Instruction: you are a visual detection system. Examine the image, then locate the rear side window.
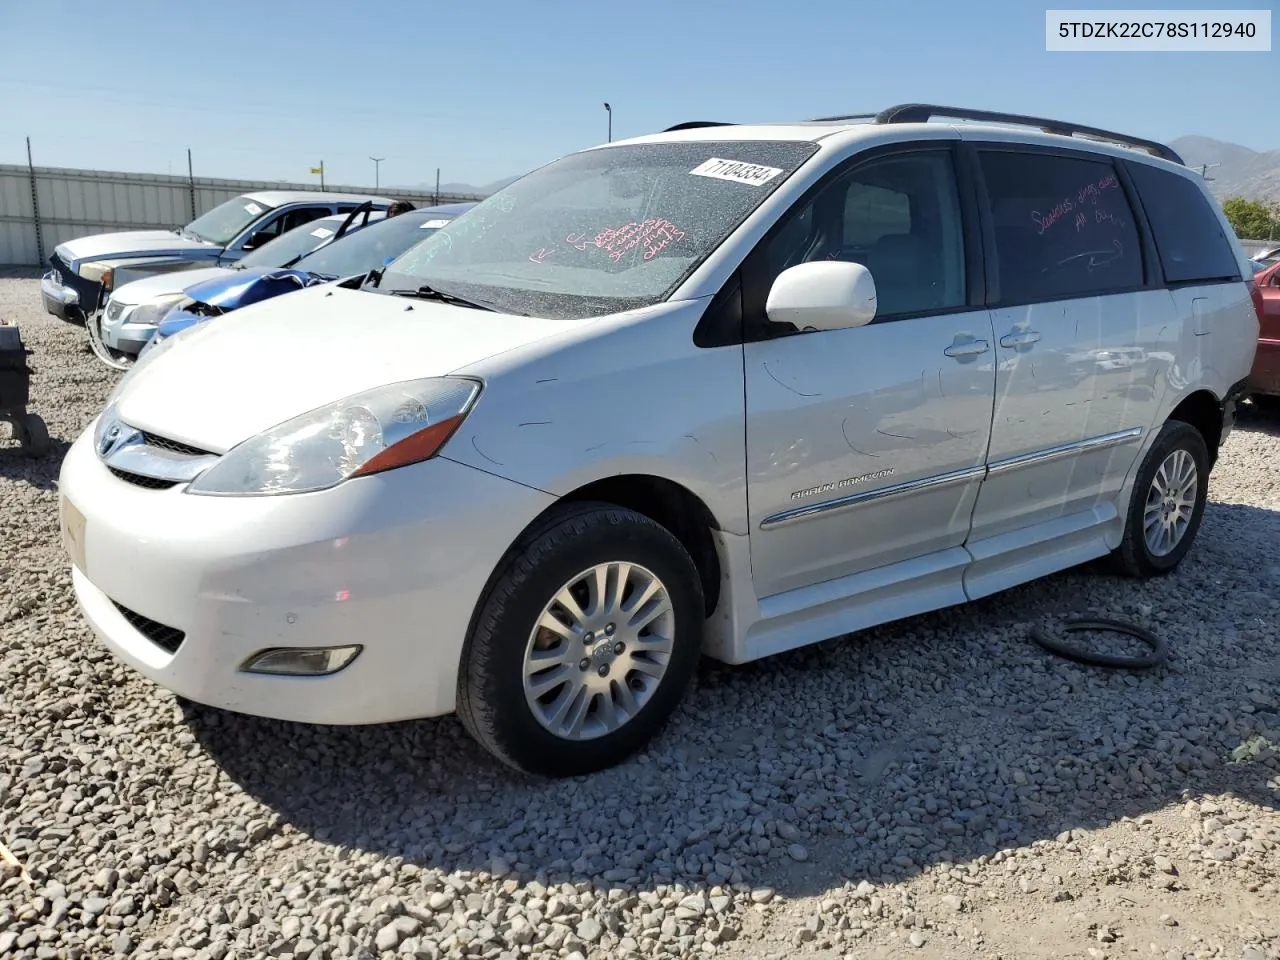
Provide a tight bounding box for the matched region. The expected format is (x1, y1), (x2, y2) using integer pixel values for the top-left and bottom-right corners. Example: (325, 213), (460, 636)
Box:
(979, 150), (1143, 305)
(1126, 163), (1241, 284)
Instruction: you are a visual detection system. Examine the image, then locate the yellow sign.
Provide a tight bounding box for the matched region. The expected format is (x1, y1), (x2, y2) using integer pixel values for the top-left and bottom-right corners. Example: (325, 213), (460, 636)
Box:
(310, 166), (323, 175)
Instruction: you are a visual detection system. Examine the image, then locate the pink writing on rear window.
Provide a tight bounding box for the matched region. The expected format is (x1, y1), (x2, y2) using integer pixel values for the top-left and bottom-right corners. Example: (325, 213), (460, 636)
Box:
(1032, 171), (1122, 235)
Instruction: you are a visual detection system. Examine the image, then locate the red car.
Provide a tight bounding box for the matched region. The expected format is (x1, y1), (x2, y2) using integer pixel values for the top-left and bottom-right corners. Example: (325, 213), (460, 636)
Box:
(1252, 260), (1280, 408)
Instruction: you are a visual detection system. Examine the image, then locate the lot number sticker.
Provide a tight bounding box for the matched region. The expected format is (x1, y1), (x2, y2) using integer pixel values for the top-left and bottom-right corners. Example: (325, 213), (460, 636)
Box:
(690, 157), (784, 186)
(310, 227), (334, 239)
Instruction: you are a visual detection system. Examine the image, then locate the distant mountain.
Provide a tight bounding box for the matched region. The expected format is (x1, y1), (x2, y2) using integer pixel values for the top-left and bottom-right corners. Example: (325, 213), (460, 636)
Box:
(1169, 136), (1280, 204)
(391, 174), (521, 197)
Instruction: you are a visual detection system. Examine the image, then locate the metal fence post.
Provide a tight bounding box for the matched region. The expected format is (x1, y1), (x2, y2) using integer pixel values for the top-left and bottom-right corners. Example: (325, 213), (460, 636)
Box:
(187, 148), (197, 221)
(26, 137), (44, 266)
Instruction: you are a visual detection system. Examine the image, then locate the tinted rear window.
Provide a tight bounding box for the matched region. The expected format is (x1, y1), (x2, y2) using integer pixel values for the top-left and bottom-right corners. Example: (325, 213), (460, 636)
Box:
(1126, 162), (1241, 284)
(979, 150), (1143, 305)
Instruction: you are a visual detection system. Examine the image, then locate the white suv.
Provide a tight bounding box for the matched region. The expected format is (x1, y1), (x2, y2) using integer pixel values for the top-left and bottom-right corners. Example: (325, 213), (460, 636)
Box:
(59, 104), (1261, 777)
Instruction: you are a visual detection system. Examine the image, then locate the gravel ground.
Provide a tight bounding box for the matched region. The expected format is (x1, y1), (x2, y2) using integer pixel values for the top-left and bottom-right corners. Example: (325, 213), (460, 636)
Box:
(1, 267), (1278, 960)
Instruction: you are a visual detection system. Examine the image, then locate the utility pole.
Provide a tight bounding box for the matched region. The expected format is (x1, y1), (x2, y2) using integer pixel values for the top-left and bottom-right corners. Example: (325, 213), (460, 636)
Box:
(370, 156), (385, 189)
(603, 102), (612, 142)
(435, 168), (440, 205)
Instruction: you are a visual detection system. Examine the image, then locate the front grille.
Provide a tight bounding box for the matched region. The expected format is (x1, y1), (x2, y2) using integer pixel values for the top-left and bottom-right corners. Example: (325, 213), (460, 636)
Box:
(108, 467), (179, 490)
(112, 602), (185, 654)
(139, 432), (213, 457)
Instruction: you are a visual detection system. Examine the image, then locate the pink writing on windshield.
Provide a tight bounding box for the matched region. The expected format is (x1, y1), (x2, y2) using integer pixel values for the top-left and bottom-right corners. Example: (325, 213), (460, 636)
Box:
(566, 218), (688, 262)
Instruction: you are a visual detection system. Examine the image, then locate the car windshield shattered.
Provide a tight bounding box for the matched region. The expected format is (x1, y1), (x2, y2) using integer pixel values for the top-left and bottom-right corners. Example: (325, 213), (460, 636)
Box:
(377, 141), (819, 319)
(184, 195), (277, 246)
(237, 218), (347, 270)
(300, 213), (453, 279)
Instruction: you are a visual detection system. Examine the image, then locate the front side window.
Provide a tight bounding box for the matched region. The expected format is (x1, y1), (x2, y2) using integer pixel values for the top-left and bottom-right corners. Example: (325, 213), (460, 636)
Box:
(756, 150), (967, 319)
(378, 141), (819, 320)
(184, 195), (278, 246)
(979, 150), (1143, 305)
(244, 206), (332, 249)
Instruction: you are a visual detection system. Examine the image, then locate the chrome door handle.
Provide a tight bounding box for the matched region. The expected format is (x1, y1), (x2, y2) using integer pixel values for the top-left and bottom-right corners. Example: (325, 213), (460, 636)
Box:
(944, 339), (990, 359)
(1000, 330), (1041, 349)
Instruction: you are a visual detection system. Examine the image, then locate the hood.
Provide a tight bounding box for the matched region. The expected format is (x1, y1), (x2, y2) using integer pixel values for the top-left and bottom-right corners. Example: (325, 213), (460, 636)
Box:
(115, 285), (584, 452)
(55, 230), (219, 265)
(183, 267), (324, 311)
(111, 267), (235, 306)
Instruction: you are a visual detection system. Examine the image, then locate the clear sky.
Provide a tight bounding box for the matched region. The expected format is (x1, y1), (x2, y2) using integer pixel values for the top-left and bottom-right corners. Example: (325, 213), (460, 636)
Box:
(1, 0), (1274, 190)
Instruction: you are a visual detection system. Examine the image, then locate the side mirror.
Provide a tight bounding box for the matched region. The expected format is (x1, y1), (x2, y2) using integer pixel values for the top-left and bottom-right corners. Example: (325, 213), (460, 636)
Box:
(242, 231), (271, 251)
(765, 260), (877, 332)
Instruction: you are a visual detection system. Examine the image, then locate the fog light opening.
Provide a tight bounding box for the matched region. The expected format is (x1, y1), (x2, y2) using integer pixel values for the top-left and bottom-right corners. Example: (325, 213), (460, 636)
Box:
(240, 645), (362, 677)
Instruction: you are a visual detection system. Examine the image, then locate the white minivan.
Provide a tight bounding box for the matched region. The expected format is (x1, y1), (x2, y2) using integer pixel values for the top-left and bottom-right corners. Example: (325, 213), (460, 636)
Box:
(59, 105), (1261, 777)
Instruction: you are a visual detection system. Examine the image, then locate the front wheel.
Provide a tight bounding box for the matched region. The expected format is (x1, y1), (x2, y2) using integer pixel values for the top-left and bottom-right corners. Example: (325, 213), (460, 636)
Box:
(1110, 420), (1209, 578)
(457, 502), (704, 777)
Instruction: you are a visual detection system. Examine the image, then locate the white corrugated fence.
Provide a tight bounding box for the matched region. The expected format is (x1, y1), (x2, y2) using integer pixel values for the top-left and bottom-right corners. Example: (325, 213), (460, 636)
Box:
(0, 163), (486, 266)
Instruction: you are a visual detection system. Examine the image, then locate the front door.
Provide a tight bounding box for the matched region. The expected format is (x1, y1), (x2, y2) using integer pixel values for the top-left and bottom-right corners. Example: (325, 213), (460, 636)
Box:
(742, 147), (997, 600)
(962, 146), (1173, 594)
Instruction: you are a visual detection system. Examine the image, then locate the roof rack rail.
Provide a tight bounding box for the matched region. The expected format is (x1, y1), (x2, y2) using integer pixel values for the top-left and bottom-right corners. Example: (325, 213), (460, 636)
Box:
(809, 112), (877, 122)
(872, 103), (1184, 165)
(664, 121), (735, 132)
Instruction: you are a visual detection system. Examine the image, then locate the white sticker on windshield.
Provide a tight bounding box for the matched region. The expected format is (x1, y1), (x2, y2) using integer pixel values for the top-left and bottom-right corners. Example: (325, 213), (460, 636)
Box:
(244, 202), (263, 215)
(310, 227), (334, 239)
(421, 219), (451, 229)
(689, 157), (784, 187)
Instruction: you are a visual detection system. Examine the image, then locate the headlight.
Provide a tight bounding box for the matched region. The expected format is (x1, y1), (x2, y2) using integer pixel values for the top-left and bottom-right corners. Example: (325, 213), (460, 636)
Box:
(186, 376), (482, 497)
(77, 263), (112, 283)
(129, 295), (185, 328)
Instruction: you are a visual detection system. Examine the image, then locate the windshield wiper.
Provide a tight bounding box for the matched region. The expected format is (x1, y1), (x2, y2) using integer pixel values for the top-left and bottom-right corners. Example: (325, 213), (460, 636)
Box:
(390, 284), (497, 312)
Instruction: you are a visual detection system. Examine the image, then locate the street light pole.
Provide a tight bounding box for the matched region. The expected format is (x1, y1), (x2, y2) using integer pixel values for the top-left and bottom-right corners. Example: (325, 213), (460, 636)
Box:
(603, 102), (612, 142)
(370, 156), (385, 189)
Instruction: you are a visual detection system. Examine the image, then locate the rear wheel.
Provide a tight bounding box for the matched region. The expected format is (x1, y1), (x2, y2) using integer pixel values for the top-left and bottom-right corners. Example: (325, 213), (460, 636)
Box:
(457, 502), (703, 777)
(1110, 420), (1209, 578)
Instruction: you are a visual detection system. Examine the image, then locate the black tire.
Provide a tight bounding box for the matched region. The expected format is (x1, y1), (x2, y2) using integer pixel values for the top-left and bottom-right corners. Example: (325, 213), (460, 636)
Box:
(1110, 419), (1209, 578)
(456, 501), (704, 778)
(21, 414), (50, 459)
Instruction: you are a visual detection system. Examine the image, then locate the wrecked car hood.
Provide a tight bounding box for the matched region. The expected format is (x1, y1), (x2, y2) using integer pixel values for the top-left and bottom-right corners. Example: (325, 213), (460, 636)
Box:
(55, 230), (220, 265)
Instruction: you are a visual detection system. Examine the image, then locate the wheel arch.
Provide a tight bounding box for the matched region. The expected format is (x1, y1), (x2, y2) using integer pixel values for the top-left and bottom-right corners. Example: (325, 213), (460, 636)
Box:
(1166, 387), (1224, 466)
(474, 473), (725, 622)
(554, 474), (723, 618)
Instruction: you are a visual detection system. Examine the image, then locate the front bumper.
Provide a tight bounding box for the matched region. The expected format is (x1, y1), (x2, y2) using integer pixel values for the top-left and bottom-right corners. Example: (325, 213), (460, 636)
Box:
(58, 429), (555, 724)
(100, 304), (159, 355)
(41, 272), (82, 322)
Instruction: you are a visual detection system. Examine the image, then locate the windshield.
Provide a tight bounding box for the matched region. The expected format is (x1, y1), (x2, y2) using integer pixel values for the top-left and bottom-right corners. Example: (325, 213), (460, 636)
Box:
(184, 195), (277, 245)
(300, 212), (454, 279)
(380, 140), (819, 319)
(238, 217), (347, 269)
